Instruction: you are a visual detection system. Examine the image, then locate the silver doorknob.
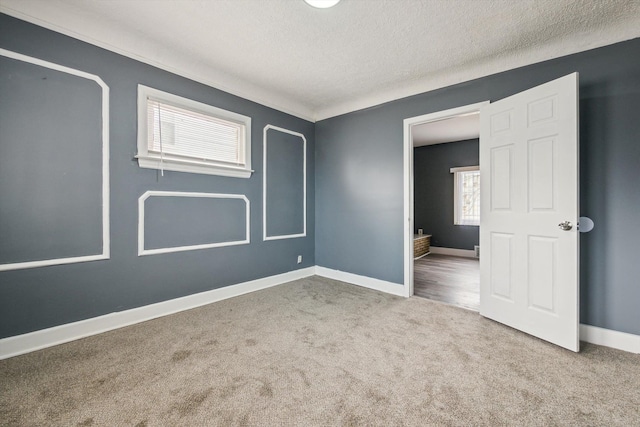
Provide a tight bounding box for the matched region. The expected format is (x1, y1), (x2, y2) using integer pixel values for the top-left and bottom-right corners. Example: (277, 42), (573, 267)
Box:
(558, 221), (573, 231)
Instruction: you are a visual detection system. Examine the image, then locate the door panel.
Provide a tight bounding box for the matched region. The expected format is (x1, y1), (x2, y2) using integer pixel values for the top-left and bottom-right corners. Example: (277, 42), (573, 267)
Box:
(490, 232), (514, 301)
(490, 146), (513, 210)
(480, 73), (579, 352)
(528, 235), (556, 313)
(528, 137), (555, 211)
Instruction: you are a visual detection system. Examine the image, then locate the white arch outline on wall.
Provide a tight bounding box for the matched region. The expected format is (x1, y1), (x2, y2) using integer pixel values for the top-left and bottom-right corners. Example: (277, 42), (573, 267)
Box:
(262, 124), (307, 241)
(0, 48), (110, 272)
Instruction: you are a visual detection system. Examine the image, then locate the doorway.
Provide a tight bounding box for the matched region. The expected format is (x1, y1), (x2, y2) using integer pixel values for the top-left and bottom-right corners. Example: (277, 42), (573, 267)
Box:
(402, 102), (488, 301)
(414, 253), (480, 310)
(403, 75), (580, 351)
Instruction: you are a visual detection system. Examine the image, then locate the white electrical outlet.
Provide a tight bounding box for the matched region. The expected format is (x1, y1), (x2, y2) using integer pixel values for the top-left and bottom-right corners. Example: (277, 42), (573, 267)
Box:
(474, 246), (480, 258)
(297, 255), (302, 264)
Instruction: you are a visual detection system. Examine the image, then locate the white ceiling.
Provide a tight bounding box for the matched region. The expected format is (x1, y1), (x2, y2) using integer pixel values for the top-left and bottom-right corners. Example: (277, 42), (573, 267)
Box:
(2, 0), (639, 122)
(412, 113), (479, 147)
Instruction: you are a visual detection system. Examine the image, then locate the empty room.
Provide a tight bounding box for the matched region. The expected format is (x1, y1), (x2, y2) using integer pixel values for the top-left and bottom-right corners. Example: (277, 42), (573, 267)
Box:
(1, 1), (639, 425)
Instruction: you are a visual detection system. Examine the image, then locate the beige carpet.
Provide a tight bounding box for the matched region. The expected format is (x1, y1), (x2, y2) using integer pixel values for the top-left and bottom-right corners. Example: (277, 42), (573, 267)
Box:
(1, 276), (639, 426)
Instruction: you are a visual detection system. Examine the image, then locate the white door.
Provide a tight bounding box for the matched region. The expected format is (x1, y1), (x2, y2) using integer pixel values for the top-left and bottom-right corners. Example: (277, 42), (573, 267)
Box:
(479, 73), (580, 352)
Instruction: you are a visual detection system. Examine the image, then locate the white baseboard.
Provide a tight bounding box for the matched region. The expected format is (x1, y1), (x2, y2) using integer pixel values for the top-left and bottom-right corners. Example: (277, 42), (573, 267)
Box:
(315, 266), (405, 297)
(413, 252), (430, 261)
(429, 246), (477, 258)
(580, 324), (640, 354)
(0, 267), (315, 360)
(2, 265), (637, 359)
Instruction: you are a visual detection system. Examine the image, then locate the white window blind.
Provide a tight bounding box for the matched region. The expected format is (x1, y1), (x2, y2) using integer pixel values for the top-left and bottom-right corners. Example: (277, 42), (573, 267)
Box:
(136, 85), (252, 178)
(147, 99), (245, 166)
(451, 166), (480, 226)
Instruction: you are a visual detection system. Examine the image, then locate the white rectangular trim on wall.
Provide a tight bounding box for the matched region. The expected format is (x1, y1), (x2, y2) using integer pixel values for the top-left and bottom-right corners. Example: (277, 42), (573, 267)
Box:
(263, 124), (307, 241)
(0, 48), (110, 272)
(138, 190), (250, 256)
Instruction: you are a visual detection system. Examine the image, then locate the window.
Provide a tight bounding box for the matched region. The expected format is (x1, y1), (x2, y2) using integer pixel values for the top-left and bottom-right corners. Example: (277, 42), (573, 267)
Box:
(136, 85), (252, 178)
(451, 166), (480, 226)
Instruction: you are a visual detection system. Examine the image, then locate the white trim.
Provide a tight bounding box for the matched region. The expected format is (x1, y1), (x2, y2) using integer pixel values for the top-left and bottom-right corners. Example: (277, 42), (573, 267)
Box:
(136, 84), (253, 178)
(1, 266), (636, 359)
(0, 48), (110, 272)
(0, 7), (316, 122)
(403, 102), (489, 297)
(138, 191), (250, 256)
(450, 166), (479, 173)
(580, 324), (640, 354)
(3, 4), (639, 123)
(429, 246), (477, 258)
(136, 156), (253, 178)
(263, 125), (307, 241)
(413, 252), (430, 261)
(309, 25), (640, 121)
(0, 267), (316, 360)
(315, 266), (405, 297)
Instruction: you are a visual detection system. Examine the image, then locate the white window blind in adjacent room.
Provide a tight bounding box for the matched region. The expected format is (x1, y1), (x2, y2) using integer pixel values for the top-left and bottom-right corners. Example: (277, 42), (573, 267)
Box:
(136, 85), (252, 178)
(451, 166), (480, 226)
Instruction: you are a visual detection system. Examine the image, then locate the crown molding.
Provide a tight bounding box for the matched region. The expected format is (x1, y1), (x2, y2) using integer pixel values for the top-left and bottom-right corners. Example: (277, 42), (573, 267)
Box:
(3, 5), (639, 123)
(0, 6), (316, 122)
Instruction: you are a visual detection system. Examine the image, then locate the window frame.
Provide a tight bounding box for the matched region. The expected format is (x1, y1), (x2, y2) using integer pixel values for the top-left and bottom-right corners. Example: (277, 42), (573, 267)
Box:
(451, 165), (480, 226)
(136, 85), (253, 178)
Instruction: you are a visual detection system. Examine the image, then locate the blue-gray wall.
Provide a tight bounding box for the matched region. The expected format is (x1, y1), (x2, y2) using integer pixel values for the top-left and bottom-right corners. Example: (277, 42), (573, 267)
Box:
(316, 38), (640, 335)
(414, 139), (479, 250)
(0, 14), (315, 339)
(1, 13), (639, 339)
(1, 55), (103, 263)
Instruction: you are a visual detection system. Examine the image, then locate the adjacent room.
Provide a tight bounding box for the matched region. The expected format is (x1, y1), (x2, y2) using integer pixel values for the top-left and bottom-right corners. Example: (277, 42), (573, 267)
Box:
(1, 1), (639, 425)
(412, 114), (480, 311)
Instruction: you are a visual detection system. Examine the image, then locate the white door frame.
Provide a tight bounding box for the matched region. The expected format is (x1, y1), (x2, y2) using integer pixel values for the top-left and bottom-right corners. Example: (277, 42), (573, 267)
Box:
(402, 101), (490, 298)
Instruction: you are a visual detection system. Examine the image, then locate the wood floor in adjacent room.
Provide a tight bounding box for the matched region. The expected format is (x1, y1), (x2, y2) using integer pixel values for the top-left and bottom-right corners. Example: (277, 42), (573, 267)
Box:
(414, 253), (480, 311)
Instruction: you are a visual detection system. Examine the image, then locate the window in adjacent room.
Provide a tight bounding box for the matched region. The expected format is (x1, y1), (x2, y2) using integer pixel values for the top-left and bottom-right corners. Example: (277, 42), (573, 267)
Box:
(136, 85), (252, 178)
(451, 166), (480, 226)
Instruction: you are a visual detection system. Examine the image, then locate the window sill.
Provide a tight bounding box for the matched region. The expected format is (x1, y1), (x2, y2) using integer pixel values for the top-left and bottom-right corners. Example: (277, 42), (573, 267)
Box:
(136, 155), (253, 178)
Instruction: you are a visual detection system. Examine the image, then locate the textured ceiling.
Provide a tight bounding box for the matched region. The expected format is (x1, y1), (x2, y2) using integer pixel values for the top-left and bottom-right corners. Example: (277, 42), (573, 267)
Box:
(2, 0), (640, 121)
(412, 114), (479, 147)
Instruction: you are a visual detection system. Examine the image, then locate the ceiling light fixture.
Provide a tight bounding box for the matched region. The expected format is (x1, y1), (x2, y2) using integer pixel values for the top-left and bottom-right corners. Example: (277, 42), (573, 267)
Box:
(304, 0), (341, 9)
